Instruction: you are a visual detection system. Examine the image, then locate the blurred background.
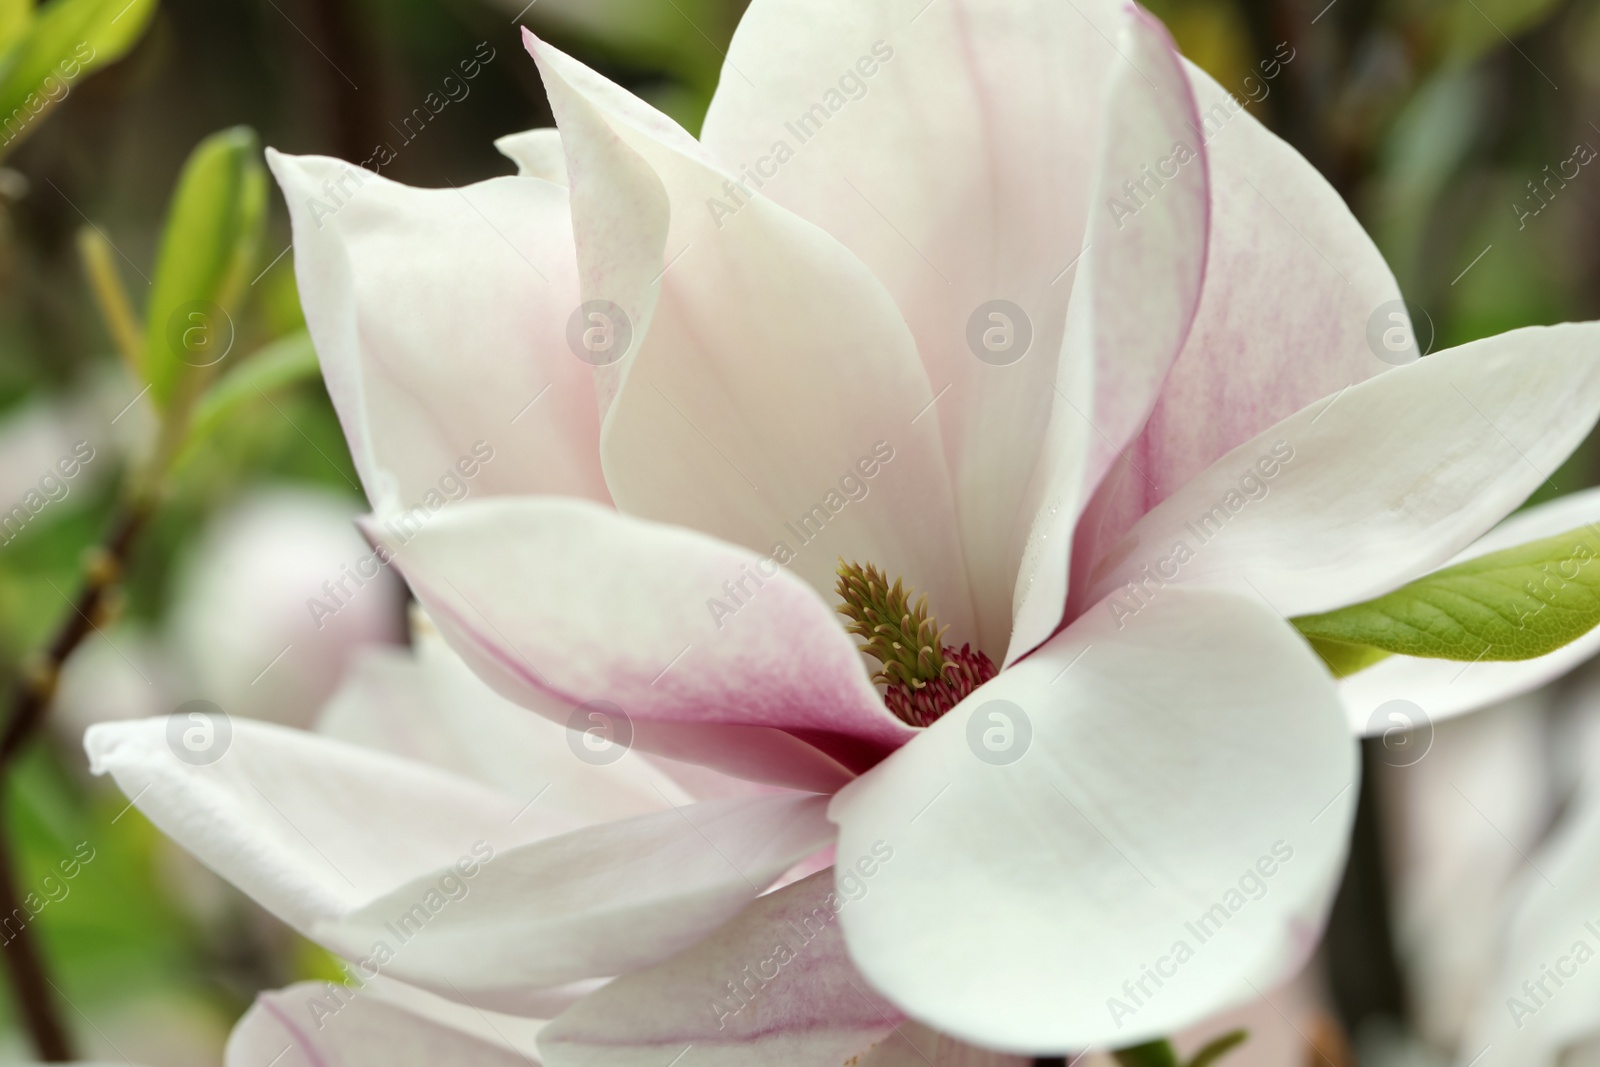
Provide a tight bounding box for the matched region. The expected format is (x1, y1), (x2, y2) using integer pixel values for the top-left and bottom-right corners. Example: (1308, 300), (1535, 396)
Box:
(0, 0), (1595, 1062)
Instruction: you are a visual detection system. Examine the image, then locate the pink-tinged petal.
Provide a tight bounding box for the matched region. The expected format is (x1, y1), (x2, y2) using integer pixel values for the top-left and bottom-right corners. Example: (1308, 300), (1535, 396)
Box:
(315, 628), (700, 827)
(266, 150), (607, 514)
(1342, 487), (1600, 733)
(1072, 60), (1405, 587)
(226, 978), (545, 1067)
(525, 32), (979, 652)
(855, 1025), (1031, 1067)
(538, 871), (899, 1066)
(830, 588), (1356, 1052)
(370, 495), (915, 790)
(539, 869), (1029, 1067)
(85, 716), (835, 1003)
(329, 794), (835, 1004)
(1007, 6), (1209, 665)
(699, 0), (1123, 659)
(1078, 324), (1600, 622)
(1071, 10), (1211, 506)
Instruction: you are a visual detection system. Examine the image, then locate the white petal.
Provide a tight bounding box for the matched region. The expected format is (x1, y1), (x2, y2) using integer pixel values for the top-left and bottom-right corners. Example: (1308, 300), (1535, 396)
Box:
(86, 717), (833, 1001)
(829, 587), (1356, 1052)
(540, 869), (1029, 1067)
(1079, 324), (1600, 621)
(316, 628), (698, 824)
(700, 0), (1127, 658)
(1342, 486), (1600, 732)
(371, 495), (913, 791)
(526, 32), (979, 651)
(330, 792), (835, 1003)
(86, 716), (551, 924)
(266, 150), (607, 513)
(496, 127), (568, 185)
(225, 978), (545, 1067)
(537, 870), (902, 1067)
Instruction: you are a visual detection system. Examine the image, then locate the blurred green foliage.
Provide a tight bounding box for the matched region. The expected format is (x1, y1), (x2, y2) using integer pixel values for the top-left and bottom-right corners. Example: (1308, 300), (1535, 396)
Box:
(0, 0), (1591, 1060)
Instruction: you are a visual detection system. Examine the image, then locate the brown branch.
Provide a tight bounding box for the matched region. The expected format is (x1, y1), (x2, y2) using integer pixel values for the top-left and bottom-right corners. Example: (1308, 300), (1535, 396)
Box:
(0, 496), (152, 1061)
(0, 501), (148, 767)
(0, 811), (72, 1061)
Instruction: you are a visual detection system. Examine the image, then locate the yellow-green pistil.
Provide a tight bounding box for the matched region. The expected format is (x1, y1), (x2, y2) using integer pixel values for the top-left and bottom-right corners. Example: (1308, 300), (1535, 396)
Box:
(834, 559), (997, 728)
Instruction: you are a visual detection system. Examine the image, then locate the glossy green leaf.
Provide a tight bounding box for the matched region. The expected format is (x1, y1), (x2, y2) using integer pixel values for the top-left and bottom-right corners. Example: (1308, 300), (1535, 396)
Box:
(141, 125), (267, 409)
(1293, 524), (1600, 669)
(1304, 635), (1393, 679)
(0, 0), (156, 158)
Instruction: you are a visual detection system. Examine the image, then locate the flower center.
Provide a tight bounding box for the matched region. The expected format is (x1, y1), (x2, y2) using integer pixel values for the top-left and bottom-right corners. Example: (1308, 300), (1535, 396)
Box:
(834, 559), (997, 728)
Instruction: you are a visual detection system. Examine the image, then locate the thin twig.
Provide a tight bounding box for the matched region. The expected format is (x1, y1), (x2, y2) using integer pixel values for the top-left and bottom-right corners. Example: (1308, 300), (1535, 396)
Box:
(0, 500), (150, 766)
(0, 496), (152, 1060)
(0, 809), (72, 1061)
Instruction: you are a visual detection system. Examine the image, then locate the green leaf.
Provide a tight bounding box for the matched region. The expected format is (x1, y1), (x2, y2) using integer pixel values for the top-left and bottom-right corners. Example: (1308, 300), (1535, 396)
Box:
(1292, 524), (1600, 669)
(1304, 635), (1393, 678)
(1186, 1029), (1249, 1067)
(0, 0), (157, 159)
(1114, 1040), (1179, 1067)
(141, 125), (267, 410)
(181, 329), (317, 450)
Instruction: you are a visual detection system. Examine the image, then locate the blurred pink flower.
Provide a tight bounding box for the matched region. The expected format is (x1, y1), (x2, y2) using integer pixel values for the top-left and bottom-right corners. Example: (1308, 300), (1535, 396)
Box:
(57, 487), (403, 737)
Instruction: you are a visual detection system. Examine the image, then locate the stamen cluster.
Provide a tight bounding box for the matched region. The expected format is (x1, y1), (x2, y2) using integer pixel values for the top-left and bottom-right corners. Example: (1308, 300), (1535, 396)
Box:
(835, 560), (998, 727)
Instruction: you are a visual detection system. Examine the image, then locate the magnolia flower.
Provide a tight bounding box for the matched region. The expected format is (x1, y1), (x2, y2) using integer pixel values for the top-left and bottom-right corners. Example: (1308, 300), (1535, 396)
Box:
(94, 619), (1319, 1067)
(92, 0), (1600, 1058)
